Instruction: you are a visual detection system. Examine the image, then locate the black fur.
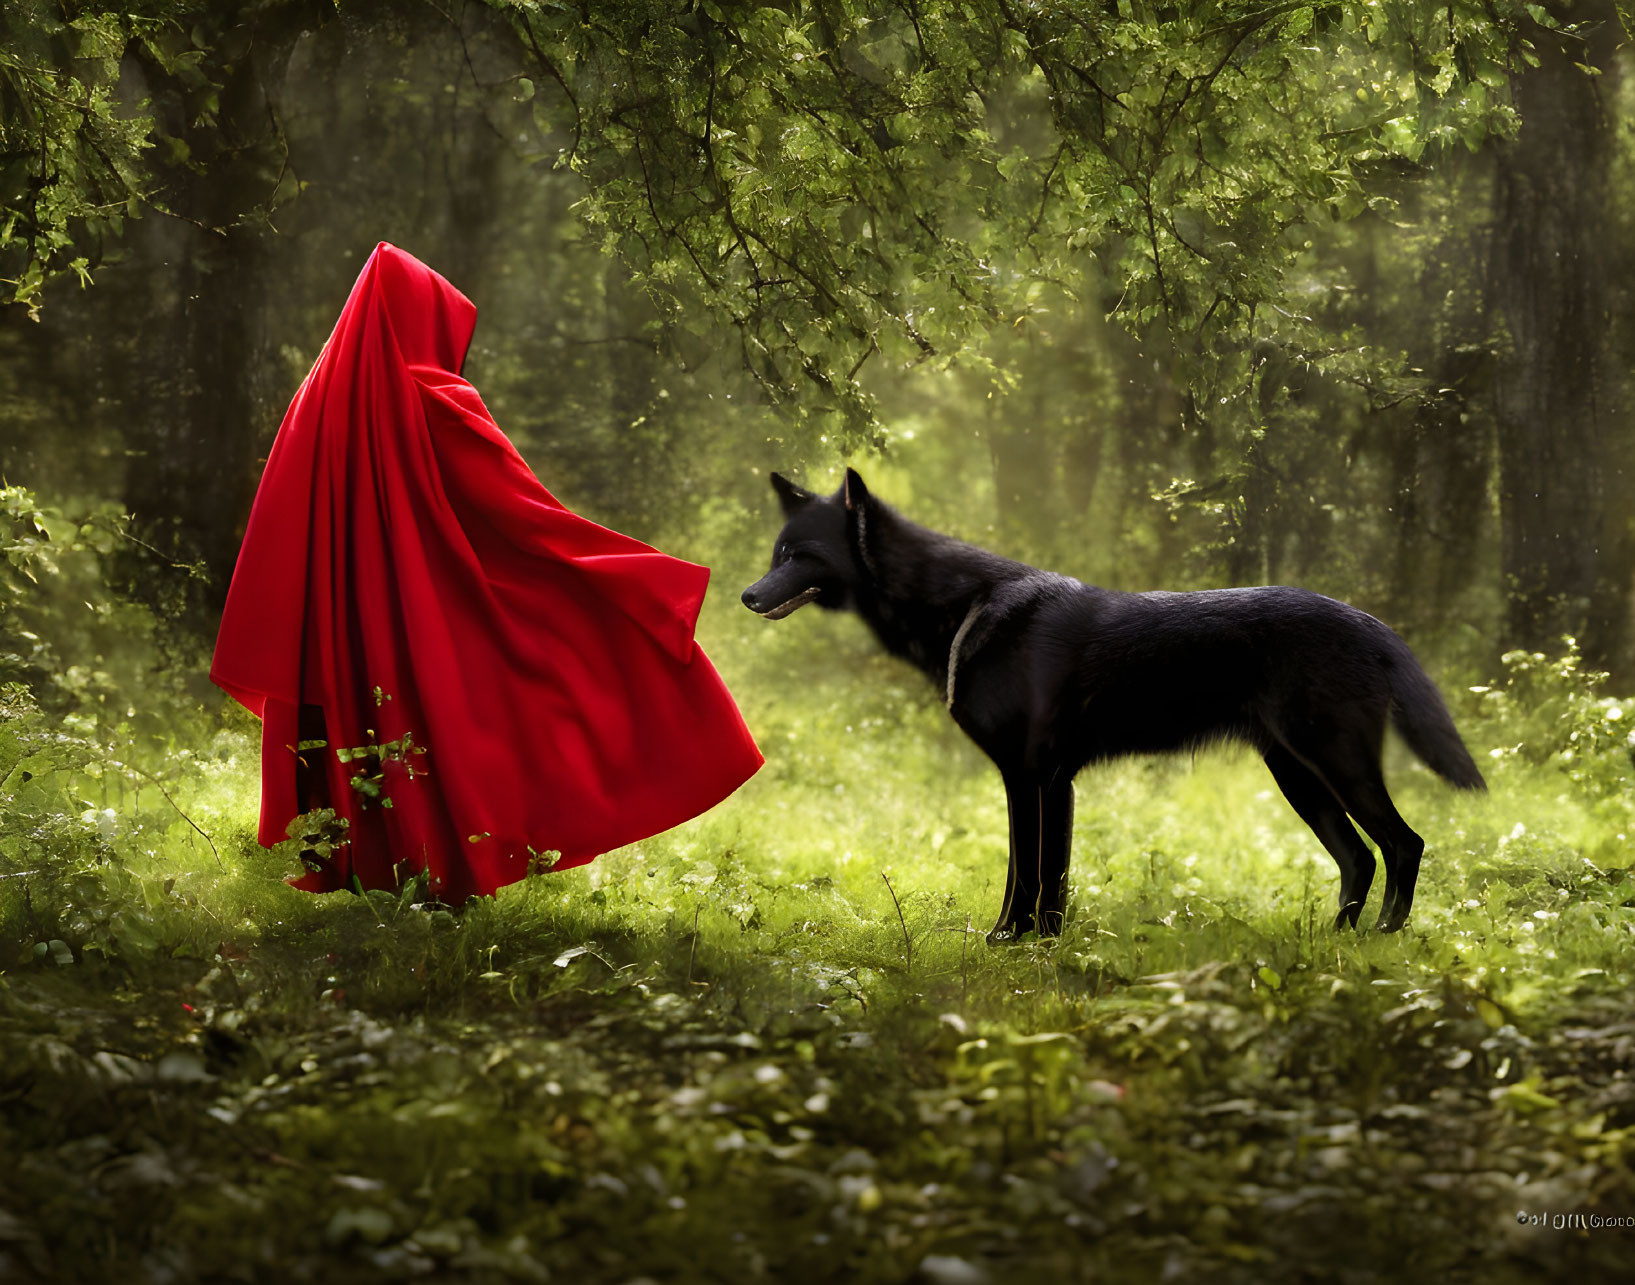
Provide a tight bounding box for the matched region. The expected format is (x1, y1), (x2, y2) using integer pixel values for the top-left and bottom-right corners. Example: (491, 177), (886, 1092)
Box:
(742, 469), (1485, 941)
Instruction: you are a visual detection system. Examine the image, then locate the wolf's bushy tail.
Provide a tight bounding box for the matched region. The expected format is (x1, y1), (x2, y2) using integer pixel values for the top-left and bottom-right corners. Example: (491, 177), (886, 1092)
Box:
(1387, 652), (1487, 791)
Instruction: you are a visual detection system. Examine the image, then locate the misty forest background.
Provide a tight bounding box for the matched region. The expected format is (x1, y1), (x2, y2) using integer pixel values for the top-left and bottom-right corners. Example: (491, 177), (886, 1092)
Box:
(3, 2), (1635, 1282)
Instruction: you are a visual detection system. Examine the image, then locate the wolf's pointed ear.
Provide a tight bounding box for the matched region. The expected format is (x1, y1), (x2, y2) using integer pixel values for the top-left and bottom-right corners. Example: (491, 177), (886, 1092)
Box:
(770, 472), (815, 516)
(843, 467), (870, 512)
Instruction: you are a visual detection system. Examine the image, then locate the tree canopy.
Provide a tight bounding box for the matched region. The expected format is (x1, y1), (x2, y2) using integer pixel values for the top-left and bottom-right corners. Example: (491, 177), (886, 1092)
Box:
(4, 0), (1634, 665)
(0, 1), (1547, 419)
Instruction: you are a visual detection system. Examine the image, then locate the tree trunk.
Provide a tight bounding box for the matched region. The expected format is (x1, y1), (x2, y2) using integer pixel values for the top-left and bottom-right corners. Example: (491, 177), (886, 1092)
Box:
(1489, 1), (1621, 657)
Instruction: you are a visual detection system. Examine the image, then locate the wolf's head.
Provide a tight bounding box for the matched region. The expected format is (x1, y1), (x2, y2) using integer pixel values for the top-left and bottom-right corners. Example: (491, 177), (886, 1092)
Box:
(741, 469), (873, 619)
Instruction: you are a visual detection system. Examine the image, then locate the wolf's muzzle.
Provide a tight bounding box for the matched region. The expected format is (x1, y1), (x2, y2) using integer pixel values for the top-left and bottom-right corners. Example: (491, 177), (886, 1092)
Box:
(741, 584), (820, 619)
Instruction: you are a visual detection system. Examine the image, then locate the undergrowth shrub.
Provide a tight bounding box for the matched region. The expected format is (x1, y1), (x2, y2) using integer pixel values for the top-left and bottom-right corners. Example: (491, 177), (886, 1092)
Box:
(1, 485), (224, 974)
(1471, 638), (1635, 798)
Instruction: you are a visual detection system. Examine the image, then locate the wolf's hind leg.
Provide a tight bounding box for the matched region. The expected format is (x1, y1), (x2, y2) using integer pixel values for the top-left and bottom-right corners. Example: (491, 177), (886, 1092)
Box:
(1284, 729), (1427, 932)
(1263, 744), (1375, 930)
(1322, 757), (1424, 933)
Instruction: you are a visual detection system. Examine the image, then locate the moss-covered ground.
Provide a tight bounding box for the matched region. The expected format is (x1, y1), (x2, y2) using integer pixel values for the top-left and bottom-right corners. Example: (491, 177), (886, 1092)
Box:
(3, 594), (1633, 1284)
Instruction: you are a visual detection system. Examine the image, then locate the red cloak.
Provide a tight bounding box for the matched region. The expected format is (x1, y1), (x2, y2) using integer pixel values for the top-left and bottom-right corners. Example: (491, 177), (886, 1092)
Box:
(211, 242), (762, 900)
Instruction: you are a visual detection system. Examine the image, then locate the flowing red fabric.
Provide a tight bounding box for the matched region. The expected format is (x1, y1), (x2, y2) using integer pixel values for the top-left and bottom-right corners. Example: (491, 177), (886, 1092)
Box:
(211, 242), (762, 900)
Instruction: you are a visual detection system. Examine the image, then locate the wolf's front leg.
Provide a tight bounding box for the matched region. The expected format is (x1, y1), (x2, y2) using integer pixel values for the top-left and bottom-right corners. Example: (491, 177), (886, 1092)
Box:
(987, 771), (1075, 943)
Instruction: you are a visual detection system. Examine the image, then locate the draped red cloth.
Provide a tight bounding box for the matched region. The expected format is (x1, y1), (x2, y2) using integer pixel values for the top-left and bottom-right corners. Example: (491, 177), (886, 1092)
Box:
(211, 242), (762, 900)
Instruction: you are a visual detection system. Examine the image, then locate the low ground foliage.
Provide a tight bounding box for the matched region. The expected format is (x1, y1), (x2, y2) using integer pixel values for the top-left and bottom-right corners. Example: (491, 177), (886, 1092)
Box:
(2, 500), (1633, 1282)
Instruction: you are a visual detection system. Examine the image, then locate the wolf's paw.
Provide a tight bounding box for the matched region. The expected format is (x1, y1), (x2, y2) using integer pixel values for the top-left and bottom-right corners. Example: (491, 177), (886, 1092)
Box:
(986, 919), (1061, 945)
(1332, 901), (1364, 932)
(1373, 892), (1410, 933)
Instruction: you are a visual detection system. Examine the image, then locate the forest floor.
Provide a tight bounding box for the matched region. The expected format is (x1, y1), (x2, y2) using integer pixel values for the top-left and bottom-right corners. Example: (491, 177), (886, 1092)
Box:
(3, 615), (1634, 1284)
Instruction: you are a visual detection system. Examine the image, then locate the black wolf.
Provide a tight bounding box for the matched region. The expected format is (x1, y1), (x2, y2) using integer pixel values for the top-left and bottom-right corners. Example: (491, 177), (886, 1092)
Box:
(742, 469), (1485, 942)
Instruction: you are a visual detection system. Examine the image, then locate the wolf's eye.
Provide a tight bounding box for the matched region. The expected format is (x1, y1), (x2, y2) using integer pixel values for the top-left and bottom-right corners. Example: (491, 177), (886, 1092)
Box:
(776, 542), (791, 561)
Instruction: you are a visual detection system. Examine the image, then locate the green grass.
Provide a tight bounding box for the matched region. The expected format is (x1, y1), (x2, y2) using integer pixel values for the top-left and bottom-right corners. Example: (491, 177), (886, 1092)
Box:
(3, 601), (1634, 1283)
